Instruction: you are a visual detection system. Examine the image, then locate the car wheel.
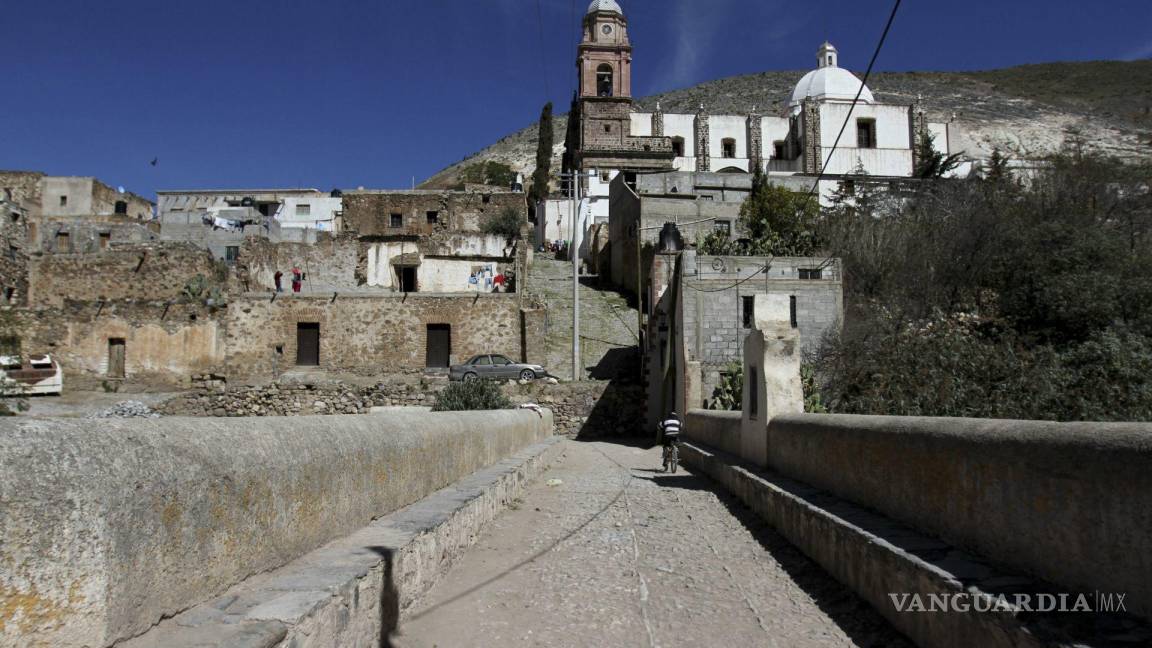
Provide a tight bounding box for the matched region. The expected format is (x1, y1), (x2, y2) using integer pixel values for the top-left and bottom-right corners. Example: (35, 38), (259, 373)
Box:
(519, 369), (535, 381)
(463, 372), (478, 382)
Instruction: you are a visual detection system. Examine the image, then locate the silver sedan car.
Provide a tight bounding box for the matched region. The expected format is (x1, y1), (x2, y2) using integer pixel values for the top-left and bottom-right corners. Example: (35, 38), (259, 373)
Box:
(449, 354), (546, 382)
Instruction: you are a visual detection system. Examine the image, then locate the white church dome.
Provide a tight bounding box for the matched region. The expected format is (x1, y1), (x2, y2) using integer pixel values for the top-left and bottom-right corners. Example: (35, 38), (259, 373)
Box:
(587, 0), (623, 14)
(789, 42), (874, 109)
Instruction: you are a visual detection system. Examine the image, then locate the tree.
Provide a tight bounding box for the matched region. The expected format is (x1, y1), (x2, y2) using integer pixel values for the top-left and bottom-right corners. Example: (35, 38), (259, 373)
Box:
(453, 161), (517, 190)
(528, 102), (554, 210)
(738, 166), (821, 256)
(913, 128), (963, 179)
(481, 206), (524, 242)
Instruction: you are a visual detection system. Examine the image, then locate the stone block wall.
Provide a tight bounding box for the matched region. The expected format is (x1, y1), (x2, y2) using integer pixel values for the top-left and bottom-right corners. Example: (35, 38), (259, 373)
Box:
(27, 243), (222, 307)
(342, 191), (525, 238)
(223, 293), (524, 379)
(681, 254), (842, 406)
(238, 235), (359, 291)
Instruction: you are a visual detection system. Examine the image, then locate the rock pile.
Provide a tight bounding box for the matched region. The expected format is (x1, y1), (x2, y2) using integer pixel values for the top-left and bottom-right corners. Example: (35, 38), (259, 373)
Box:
(88, 400), (161, 419)
(157, 376), (645, 437)
(158, 380), (443, 417)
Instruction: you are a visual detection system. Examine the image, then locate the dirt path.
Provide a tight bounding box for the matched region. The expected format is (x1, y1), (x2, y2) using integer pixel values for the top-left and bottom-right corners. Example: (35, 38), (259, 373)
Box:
(394, 440), (911, 648)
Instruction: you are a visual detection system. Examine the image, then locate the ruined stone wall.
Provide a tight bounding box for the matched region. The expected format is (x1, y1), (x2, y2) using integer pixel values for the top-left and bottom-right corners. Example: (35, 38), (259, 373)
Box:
(0, 171), (44, 211)
(342, 191), (526, 237)
(35, 219), (158, 254)
(238, 235), (358, 291)
(159, 377), (643, 436)
(27, 242), (221, 307)
(19, 300), (227, 384)
(223, 293), (524, 379)
(0, 201), (29, 307)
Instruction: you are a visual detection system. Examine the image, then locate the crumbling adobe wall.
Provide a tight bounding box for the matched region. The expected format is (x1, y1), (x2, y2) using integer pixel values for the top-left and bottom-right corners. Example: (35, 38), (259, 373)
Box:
(342, 191), (525, 237)
(27, 242), (222, 307)
(223, 293), (524, 379)
(19, 301), (227, 385)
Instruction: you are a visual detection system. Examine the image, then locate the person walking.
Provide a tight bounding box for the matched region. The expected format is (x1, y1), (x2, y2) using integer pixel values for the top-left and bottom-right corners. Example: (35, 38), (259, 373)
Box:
(274, 270), (283, 293)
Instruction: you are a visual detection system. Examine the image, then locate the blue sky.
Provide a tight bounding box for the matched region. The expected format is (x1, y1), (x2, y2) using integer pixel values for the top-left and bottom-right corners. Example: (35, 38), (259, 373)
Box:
(1, 0), (1149, 199)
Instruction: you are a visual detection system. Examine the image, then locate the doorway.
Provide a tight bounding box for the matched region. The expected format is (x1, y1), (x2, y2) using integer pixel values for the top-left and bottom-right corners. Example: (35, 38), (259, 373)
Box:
(426, 324), (451, 368)
(296, 322), (320, 366)
(399, 266), (417, 293)
(107, 338), (126, 378)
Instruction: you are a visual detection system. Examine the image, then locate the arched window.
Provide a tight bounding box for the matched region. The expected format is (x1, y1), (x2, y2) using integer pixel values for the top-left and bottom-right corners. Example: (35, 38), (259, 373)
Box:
(721, 138), (737, 159)
(596, 64), (614, 97)
(671, 137), (685, 157)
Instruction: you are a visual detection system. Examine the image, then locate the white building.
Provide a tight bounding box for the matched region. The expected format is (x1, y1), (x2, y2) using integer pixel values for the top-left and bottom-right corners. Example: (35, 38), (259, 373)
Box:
(546, 1), (959, 262)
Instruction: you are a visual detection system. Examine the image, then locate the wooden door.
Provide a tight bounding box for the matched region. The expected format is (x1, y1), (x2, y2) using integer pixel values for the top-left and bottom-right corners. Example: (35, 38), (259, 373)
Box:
(426, 324), (451, 368)
(296, 323), (320, 366)
(107, 338), (125, 378)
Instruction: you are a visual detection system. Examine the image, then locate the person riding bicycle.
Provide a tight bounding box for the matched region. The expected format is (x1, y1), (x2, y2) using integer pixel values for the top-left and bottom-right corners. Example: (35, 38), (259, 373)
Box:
(658, 411), (682, 472)
(659, 411), (681, 446)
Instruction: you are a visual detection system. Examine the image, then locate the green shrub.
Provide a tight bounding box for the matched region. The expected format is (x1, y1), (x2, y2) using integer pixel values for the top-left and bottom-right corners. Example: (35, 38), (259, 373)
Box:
(432, 379), (512, 412)
(708, 363), (742, 411)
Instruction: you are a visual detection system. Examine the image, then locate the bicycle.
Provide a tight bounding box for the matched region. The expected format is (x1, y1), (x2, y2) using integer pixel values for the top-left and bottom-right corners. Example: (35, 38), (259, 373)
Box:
(662, 436), (679, 473)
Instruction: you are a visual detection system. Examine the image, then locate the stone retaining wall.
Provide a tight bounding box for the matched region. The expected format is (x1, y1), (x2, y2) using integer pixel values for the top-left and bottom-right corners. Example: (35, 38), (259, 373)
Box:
(158, 378), (644, 437)
(0, 409), (553, 647)
(768, 414), (1152, 619)
(683, 410), (1152, 620)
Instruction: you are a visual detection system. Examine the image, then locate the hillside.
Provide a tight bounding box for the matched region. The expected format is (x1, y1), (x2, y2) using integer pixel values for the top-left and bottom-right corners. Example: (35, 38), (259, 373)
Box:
(420, 60), (1152, 189)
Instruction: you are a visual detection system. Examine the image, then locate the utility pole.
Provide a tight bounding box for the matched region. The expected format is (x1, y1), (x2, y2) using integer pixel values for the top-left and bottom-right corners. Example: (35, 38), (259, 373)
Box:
(558, 171), (586, 382)
(571, 172), (581, 382)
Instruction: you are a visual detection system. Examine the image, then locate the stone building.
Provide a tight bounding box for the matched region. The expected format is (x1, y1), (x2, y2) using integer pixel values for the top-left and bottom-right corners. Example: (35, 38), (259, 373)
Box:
(9, 181), (537, 385)
(642, 244), (842, 426)
(341, 189), (527, 294)
(0, 171), (156, 255)
(157, 189), (343, 262)
(547, 1), (957, 261)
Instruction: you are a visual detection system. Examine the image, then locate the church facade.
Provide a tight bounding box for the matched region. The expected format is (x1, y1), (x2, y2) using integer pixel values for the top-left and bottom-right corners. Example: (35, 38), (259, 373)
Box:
(542, 0), (955, 251)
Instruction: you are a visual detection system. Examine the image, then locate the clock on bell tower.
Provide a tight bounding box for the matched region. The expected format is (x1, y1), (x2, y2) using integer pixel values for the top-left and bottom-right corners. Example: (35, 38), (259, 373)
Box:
(577, 0), (631, 99)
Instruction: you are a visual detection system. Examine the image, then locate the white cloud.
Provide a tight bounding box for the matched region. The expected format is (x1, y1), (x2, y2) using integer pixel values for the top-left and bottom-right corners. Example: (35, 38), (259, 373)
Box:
(649, 0), (799, 93)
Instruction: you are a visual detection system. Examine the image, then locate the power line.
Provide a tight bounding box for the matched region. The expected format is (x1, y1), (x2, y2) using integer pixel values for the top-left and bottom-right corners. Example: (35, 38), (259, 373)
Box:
(683, 264), (771, 293)
(802, 0), (903, 206)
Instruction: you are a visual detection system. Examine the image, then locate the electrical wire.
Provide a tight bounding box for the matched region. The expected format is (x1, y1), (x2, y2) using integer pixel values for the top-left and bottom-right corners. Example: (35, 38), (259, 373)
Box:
(683, 264), (771, 293)
(802, 0), (903, 206)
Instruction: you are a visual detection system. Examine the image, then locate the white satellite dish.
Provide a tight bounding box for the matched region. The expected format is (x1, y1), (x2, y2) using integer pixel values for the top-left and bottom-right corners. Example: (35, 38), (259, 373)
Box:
(117, 186), (125, 194)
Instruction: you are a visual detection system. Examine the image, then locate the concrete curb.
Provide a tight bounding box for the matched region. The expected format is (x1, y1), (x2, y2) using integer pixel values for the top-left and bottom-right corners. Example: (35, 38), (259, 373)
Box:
(679, 440), (1150, 648)
(123, 437), (566, 648)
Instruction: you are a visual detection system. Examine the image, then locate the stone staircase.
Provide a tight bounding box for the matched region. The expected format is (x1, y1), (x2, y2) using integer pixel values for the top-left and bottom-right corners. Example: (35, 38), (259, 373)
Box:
(527, 257), (639, 381)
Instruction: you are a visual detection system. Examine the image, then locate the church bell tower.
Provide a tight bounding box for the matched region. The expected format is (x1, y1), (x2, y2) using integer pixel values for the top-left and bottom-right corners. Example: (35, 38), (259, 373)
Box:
(578, 0), (632, 99)
(562, 0), (673, 187)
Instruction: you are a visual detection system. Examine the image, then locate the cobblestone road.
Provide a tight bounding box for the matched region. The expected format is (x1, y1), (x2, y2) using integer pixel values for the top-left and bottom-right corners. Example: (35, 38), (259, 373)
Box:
(395, 440), (911, 647)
